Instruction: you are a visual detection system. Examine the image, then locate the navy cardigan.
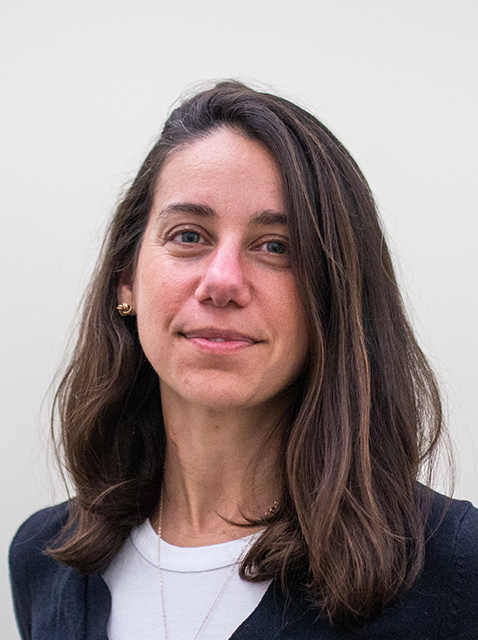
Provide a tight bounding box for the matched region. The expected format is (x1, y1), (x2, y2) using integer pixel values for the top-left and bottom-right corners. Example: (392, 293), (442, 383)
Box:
(9, 490), (478, 639)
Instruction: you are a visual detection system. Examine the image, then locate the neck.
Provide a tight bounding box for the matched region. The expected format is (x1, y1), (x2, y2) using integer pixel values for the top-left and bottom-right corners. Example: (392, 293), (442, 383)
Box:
(152, 386), (285, 547)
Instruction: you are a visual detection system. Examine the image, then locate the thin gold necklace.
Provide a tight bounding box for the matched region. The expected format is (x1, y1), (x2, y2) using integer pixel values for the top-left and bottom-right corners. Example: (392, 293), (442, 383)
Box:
(157, 498), (278, 640)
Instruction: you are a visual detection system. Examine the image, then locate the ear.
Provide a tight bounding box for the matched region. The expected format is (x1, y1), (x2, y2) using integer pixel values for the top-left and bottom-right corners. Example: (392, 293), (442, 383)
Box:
(117, 273), (134, 307)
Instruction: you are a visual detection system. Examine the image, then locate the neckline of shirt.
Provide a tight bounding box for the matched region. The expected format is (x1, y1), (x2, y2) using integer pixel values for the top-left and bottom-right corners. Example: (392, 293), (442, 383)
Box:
(130, 518), (263, 572)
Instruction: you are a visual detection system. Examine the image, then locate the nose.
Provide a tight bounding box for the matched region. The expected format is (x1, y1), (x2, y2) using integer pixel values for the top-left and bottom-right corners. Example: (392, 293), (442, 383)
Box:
(195, 243), (251, 308)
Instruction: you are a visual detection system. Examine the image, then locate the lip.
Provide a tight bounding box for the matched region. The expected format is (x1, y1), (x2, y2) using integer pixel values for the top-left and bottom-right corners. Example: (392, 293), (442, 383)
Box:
(180, 327), (261, 352)
(182, 327), (259, 342)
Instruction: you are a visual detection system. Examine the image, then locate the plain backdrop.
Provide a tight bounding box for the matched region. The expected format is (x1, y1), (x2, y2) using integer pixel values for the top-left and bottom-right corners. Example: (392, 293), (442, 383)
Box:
(1, 1), (477, 637)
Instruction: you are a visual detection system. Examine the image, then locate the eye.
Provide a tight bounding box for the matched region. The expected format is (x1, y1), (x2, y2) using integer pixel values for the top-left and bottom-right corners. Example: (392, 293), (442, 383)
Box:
(178, 230), (201, 243)
(254, 238), (290, 266)
(166, 228), (207, 245)
(265, 240), (287, 254)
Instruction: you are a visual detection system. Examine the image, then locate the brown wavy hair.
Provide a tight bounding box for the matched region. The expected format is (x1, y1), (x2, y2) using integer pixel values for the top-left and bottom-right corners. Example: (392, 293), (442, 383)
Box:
(49, 81), (445, 625)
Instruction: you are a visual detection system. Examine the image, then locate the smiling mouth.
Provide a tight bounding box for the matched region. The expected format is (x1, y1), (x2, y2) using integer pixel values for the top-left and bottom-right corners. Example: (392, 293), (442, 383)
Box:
(182, 328), (259, 344)
(180, 328), (262, 353)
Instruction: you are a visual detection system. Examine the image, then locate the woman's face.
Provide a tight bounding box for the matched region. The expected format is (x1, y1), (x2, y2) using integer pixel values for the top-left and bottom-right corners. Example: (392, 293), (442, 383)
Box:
(119, 127), (309, 412)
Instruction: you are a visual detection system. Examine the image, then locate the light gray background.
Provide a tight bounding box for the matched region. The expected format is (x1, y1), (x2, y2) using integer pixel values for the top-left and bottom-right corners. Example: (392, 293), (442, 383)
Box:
(2, 1), (477, 637)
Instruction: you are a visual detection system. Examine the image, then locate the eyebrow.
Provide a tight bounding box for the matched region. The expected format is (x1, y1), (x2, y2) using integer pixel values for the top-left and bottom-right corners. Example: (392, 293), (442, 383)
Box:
(249, 210), (288, 227)
(156, 202), (287, 227)
(156, 202), (216, 221)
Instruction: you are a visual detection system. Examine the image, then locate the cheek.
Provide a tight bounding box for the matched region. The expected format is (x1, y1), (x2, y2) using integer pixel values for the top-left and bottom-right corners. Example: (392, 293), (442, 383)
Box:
(287, 314), (309, 368)
(133, 256), (191, 314)
(269, 279), (309, 360)
(133, 267), (176, 353)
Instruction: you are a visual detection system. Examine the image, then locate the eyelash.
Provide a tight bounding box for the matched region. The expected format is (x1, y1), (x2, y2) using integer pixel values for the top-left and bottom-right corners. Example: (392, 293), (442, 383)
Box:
(172, 229), (204, 244)
(165, 227), (289, 256)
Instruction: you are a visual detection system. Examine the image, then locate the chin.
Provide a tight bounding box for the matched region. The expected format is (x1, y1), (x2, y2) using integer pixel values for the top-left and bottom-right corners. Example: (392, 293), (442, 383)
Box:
(160, 372), (279, 414)
(182, 387), (265, 412)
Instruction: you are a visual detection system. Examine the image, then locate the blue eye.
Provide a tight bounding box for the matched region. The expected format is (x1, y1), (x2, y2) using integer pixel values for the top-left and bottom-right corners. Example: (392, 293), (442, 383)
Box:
(266, 241), (287, 254)
(180, 231), (201, 243)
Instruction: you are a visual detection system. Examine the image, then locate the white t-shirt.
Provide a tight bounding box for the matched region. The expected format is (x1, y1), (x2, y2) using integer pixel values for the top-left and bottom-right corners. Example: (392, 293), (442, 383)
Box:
(102, 519), (271, 639)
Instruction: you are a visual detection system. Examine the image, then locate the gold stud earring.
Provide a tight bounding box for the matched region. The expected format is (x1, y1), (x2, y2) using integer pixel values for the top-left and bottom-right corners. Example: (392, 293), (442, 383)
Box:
(116, 303), (135, 316)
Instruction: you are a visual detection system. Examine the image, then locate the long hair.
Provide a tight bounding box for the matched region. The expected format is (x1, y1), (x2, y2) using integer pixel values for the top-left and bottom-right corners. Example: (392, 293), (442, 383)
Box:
(48, 81), (445, 625)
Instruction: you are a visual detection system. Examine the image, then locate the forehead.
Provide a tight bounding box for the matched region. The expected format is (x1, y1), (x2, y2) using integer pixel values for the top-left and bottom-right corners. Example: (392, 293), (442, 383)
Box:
(153, 127), (284, 213)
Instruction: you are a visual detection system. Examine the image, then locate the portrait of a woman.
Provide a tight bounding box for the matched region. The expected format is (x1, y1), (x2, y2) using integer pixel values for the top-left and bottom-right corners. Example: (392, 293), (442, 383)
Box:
(9, 81), (478, 639)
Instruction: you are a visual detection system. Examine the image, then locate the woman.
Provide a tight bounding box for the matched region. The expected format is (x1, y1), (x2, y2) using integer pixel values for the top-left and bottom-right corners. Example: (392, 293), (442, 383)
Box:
(10, 81), (478, 639)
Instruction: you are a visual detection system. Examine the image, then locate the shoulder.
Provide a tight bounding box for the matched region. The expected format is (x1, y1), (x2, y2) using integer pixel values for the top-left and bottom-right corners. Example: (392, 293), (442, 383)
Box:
(423, 487), (478, 565)
(9, 501), (71, 575)
(10, 501), (71, 547)
(267, 489), (478, 639)
(415, 488), (478, 637)
(9, 502), (111, 640)
(9, 502), (76, 639)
